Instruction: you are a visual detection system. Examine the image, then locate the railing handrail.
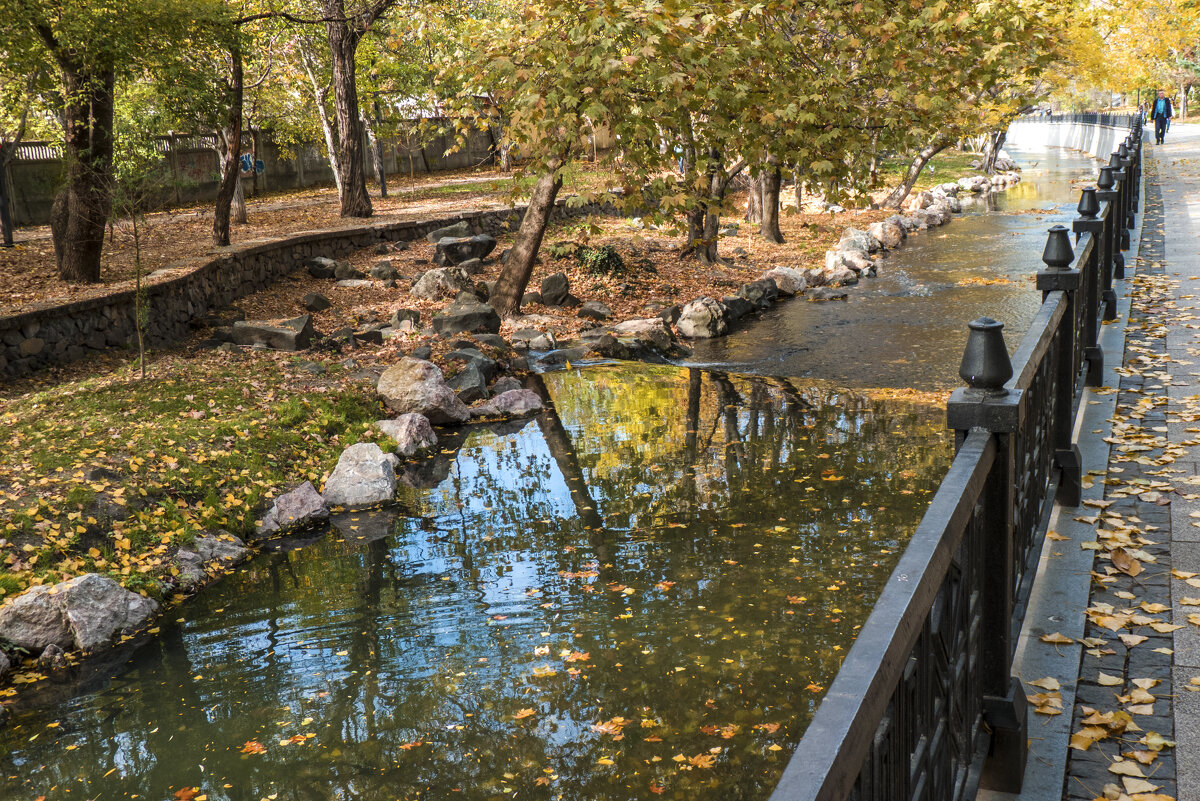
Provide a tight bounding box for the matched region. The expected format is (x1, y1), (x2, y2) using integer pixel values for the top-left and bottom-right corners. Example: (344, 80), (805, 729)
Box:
(770, 115), (1142, 801)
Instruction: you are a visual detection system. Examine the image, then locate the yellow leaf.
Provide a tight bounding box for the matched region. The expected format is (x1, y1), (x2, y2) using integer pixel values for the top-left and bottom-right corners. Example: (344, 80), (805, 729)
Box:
(1040, 632), (1074, 645)
(1098, 673), (1124, 686)
(1028, 677), (1061, 691)
(1108, 760), (1146, 777)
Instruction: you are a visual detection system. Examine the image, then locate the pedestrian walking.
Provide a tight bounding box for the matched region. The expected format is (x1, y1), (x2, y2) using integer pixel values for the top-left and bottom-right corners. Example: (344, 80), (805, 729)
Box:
(1150, 89), (1174, 145)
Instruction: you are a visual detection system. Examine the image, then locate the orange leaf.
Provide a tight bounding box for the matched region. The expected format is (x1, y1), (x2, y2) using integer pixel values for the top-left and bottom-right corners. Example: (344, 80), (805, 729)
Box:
(239, 740), (266, 754)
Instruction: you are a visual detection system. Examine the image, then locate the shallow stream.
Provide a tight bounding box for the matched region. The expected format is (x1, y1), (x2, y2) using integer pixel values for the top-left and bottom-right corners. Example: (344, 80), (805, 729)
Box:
(0, 142), (1103, 801)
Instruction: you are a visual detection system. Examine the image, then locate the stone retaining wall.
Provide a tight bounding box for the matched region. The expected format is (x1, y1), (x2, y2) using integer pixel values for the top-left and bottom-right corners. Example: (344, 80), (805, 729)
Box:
(0, 198), (610, 379)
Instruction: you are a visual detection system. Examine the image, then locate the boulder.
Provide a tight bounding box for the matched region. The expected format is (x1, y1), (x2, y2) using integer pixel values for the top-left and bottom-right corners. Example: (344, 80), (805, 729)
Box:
(336, 279), (373, 289)
(376, 414), (438, 457)
(898, 215), (927, 232)
(334, 261), (365, 281)
(736, 278), (779, 309)
(0, 584), (71, 651)
(432, 297), (502, 337)
(370, 262), (399, 281)
(303, 293), (332, 312)
(471, 389), (544, 419)
(307, 257), (337, 279)
(425, 220), (472, 243)
(838, 227), (882, 253)
(390, 308), (420, 329)
(173, 550), (207, 590)
(655, 304), (682, 325)
(377, 357), (470, 424)
(827, 268), (859, 287)
(721, 295), (756, 322)
(905, 191), (935, 211)
(540, 273), (571, 306)
(194, 530), (248, 565)
(446, 348), (498, 381)
(434, 235), (498, 266)
(809, 286), (849, 301)
(257, 482), (328, 538)
(676, 297), (729, 339)
(804, 267), (827, 287)
(231, 315), (314, 351)
(936, 182), (961, 196)
(610, 318), (675, 352)
(458, 258), (485, 275)
(322, 443), (398, 509)
(578, 301), (614, 321)
(529, 333), (557, 351)
(447, 362), (489, 403)
(941, 195), (962, 213)
(492, 376), (523, 395)
(410, 267), (473, 300)
(840, 250), (874, 274)
(57, 574), (158, 652)
(867, 221), (904, 249)
(761, 267), (806, 296)
(38, 643), (67, 671)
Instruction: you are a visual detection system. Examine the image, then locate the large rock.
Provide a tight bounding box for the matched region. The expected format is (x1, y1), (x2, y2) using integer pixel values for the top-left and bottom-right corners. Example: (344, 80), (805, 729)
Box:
(231, 315), (314, 351)
(257, 482), (328, 538)
(173, 550), (207, 590)
(0, 574), (159, 653)
(540, 273), (571, 306)
(377, 357), (470, 424)
(434, 235), (498, 266)
(432, 297), (502, 336)
(376, 414), (438, 457)
(610, 318), (675, 352)
(677, 297), (729, 339)
(936, 182), (961, 196)
(334, 261), (365, 280)
(445, 348), (498, 381)
(838, 227), (881, 254)
(721, 295), (755, 322)
(0, 649), (10, 682)
(578, 300), (614, 321)
(303, 293), (332, 312)
(905, 191), (936, 210)
(736, 278), (778, 309)
(322, 443), (398, 509)
(410, 267), (473, 300)
(193, 530), (249, 564)
(761, 267), (806, 296)
(307, 256), (337, 279)
(867, 221), (904, 249)
(827, 268), (859, 287)
(471, 389), (544, 419)
(447, 362), (489, 403)
(390, 309), (421, 329)
(425, 220), (472, 243)
(0, 584), (71, 651)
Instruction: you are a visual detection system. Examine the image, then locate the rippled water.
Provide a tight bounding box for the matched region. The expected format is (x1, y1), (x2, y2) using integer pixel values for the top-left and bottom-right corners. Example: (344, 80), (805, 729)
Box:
(0, 365), (950, 801)
(686, 145), (1106, 389)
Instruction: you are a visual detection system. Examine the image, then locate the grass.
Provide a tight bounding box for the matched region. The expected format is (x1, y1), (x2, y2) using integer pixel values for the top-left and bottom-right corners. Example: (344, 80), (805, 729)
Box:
(0, 352), (388, 601)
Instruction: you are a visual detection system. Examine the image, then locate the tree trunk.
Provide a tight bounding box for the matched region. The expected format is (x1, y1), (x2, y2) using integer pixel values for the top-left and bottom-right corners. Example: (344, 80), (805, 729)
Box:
(0, 147), (14, 247)
(58, 67), (115, 283)
(233, 175), (247, 224)
(299, 48), (342, 195)
(212, 43), (244, 247)
(745, 174), (762, 223)
(881, 138), (949, 209)
(370, 100), (387, 197)
(980, 130), (1006, 175)
(760, 158), (784, 244)
(324, 6), (372, 217)
(490, 162), (564, 317)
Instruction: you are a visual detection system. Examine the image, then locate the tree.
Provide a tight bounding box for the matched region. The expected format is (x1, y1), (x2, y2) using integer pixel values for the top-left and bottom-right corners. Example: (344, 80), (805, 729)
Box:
(1, 0), (221, 282)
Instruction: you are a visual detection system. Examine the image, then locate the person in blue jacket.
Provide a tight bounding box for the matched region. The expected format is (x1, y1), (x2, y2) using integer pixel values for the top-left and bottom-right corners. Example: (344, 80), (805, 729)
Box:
(1150, 89), (1174, 145)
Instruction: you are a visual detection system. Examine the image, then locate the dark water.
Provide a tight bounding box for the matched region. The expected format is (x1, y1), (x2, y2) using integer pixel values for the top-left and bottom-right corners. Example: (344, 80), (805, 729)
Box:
(686, 145), (1105, 389)
(0, 365), (950, 801)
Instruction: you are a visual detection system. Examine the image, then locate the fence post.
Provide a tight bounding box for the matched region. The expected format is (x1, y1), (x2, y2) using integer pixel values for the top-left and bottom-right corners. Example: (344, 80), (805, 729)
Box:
(1038, 225), (1084, 506)
(1096, 166), (1123, 279)
(946, 319), (1027, 793)
(1109, 152), (1132, 253)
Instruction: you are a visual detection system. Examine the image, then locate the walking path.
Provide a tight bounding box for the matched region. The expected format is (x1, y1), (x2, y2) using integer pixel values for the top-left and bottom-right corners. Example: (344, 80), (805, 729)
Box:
(981, 123), (1200, 801)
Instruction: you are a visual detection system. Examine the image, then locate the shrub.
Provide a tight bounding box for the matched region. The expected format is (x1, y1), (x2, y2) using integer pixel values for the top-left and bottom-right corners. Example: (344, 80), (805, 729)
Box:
(577, 245), (624, 276)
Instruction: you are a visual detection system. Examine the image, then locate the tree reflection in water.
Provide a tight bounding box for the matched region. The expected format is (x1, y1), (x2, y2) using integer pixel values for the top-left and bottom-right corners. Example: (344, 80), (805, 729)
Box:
(1, 364), (950, 801)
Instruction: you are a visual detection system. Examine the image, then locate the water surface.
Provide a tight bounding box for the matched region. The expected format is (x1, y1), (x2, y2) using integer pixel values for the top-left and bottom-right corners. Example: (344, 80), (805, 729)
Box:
(0, 365), (949, 801)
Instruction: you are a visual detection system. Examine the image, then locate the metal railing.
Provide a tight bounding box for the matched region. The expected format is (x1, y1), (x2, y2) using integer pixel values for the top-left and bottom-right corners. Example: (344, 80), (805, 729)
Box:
(769, 117), (1142, 801)
(1024, 112), (1141, 128)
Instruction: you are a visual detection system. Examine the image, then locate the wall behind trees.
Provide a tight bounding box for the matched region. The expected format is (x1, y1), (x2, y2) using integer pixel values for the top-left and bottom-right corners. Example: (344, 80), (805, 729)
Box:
(4, 123), (497, 227)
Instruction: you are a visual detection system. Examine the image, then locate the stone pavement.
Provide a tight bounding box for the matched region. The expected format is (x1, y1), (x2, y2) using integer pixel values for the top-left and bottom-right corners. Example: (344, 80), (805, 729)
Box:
(980, 123), (1200, 801)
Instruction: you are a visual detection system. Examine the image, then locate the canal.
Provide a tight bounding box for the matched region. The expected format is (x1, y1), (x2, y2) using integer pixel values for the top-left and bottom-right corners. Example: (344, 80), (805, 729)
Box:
(0, 142), (1102, 801)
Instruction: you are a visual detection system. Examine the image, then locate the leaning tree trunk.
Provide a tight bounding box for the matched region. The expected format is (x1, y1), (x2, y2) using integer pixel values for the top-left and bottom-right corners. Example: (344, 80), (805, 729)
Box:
(881, 138), (949, 210)
(980, 130), (1006, 175)
(490, 161), (565, 317)
(324, 11), (372, 217)
(366, 100), (387, 198)
(0, 146), (15, 248)
(760, 157), (784, 244)
(58, 67), (115, 283)
(212, 43), (244, 247)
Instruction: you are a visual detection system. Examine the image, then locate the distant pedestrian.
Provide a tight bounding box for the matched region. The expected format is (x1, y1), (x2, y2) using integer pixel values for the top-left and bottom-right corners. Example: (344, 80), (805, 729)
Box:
(1150, 89), (1174, 144)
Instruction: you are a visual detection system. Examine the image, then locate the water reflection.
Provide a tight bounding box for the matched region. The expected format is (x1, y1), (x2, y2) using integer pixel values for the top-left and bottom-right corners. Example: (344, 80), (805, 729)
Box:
(0, 364), (950, 801)
(686, 144), (1106, 389)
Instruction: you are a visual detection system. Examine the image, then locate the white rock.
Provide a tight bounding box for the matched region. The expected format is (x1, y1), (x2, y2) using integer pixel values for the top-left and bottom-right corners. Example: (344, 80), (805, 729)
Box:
(676, 297), (729, 339)
(867, 221), (904, 249)
(322, 443), (397, 509)
(760, 267), (807, 296)
(610, 318), (675, 352)
(471, 389), (545, 419)
(376, 414), (438, 457)
(377, 358), (470, 425)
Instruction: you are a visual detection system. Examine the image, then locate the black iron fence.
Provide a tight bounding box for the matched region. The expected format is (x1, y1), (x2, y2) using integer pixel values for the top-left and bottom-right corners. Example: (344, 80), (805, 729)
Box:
(769, 116), (1143, 801)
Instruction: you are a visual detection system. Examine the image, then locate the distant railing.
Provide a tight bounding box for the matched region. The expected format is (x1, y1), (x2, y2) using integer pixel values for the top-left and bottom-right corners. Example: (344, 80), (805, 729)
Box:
(769, 118), (1142, 801)
(1024, 112), (1140, 128)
